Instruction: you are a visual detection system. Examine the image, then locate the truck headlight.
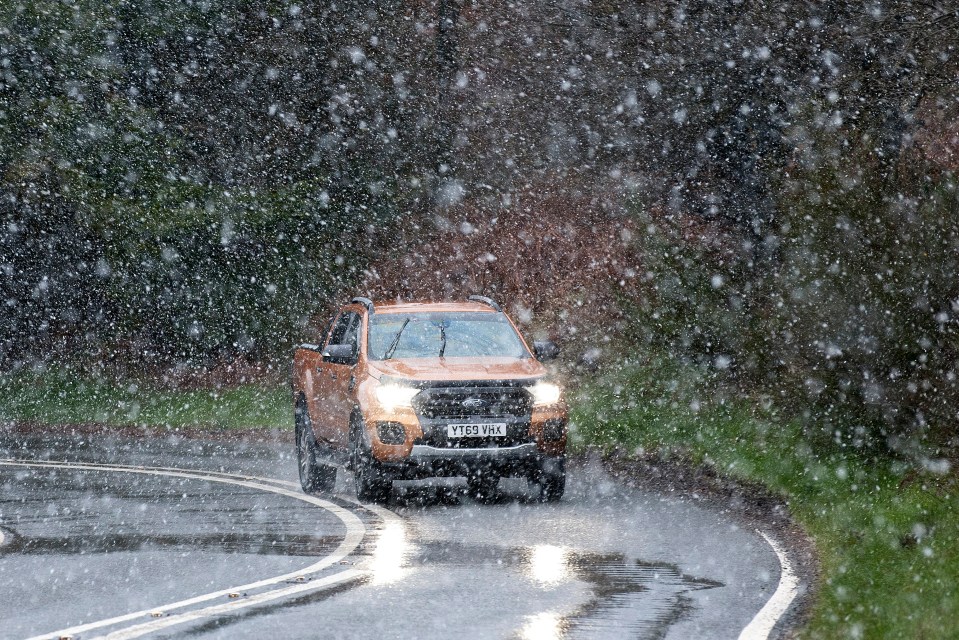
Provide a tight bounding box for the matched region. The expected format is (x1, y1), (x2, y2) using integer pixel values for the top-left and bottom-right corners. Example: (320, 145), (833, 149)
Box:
(375, 384), (419, 412)
(530, 381), (561, 406)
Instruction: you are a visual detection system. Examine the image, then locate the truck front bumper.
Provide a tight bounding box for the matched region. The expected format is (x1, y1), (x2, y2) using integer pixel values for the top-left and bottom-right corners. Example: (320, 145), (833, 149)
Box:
(377, 443), (544, 479)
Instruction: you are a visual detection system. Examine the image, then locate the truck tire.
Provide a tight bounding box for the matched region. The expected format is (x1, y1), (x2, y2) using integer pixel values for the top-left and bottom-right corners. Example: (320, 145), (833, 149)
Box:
(295, 398), (337, 493)
(528, 455), (566, 503)
(350, 411), (392, 504)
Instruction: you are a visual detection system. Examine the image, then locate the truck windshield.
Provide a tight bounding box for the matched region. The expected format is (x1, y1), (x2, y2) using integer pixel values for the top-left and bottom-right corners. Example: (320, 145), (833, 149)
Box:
(367, 312), (529, 360)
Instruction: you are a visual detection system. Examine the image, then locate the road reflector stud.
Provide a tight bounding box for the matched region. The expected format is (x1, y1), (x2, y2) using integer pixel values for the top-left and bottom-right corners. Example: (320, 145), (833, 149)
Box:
(228, 592), (241, 599)
(150, 611), (165, 618)
(295, 576), (307, 583)
(59, 636), (73, 640)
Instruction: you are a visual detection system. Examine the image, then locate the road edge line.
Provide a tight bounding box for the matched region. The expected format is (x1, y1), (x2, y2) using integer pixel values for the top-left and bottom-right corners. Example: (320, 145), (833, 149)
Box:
(737, 529), (801, 640)
(94, 570), (366, 640)
(2, 460), (365, 640)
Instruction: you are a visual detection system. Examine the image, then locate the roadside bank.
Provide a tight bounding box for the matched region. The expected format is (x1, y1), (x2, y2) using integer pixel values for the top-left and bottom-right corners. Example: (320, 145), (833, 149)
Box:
(571, 364), (959, 639)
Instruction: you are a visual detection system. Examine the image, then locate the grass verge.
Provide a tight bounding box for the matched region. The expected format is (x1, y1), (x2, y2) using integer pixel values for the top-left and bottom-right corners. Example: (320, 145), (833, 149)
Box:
(570, 359), (958, 639)
(0, 369), (291, 431)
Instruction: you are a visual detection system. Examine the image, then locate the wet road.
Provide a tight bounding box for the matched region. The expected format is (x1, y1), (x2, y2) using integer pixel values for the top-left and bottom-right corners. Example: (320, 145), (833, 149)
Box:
(0, 435), (801, 639)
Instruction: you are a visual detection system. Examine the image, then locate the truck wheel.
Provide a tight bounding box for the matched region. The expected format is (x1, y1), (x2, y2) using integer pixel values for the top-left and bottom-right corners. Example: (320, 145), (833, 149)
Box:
(295, 399), (337, 494)
(466, 471), (499, 501)
(528, 456), (566, 503)
(350, 412), (392, 504)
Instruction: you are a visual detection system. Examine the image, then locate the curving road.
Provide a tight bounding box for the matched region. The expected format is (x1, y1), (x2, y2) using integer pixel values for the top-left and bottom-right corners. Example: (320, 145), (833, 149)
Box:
(0, 434), (804, 639)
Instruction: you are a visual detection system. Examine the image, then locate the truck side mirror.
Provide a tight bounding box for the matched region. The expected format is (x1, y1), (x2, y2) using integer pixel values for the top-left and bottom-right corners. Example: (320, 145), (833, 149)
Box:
(533, 340), (560, 361)
(322, 344), (356, 365)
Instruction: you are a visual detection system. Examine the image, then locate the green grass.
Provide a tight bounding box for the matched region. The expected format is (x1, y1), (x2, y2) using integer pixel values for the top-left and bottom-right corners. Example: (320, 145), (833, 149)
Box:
(570, 360), (959, 639)
(0, 370), (291, 431)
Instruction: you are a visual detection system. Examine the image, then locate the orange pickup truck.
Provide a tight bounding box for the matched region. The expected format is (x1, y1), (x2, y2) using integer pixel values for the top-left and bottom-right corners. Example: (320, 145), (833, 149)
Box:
(292, 296), (567, 503)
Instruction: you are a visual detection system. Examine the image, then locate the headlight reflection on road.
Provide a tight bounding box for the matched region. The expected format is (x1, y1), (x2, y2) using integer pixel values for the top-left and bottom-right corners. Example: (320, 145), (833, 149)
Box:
(520, 611), (563, 640)
(528, 544), (570, 586)
(370, 520), (412, 586)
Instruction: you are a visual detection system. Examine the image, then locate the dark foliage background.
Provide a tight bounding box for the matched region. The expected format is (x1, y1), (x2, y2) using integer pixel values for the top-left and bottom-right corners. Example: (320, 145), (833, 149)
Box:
(2, 0), (958, 455)
(1, 0), (427, 367)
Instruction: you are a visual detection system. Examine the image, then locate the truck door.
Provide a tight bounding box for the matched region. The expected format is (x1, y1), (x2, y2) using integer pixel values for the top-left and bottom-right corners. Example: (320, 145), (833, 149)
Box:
(314, 310), (359, 446)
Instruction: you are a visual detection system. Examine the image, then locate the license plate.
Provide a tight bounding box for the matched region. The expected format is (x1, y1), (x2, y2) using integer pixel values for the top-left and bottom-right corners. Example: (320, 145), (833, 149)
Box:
(447, 423), (507, 438)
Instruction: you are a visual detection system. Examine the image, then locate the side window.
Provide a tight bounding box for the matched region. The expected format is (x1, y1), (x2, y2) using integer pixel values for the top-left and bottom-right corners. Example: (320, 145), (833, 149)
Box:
(318, 315), (335, 346)
(327, 312), (353, 347)
(343, 313), (361, 354)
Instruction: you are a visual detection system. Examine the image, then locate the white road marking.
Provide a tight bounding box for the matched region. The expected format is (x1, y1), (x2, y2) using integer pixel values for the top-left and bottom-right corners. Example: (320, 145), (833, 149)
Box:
(737, 530), (801, 640)
(156, 465), (798, 636)
(21, 459), (406, 530)
(0, 527), (6, 548)
(0, 459), (370, 640)
(93, 569), (366, 640)
(6, 457), (796, 638)
(108, 463), (413, 586)
(170, 466), (405, 528)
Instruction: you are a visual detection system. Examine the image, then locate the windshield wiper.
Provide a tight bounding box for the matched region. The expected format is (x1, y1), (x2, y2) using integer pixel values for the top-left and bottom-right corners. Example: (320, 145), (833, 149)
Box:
(438, 324), (447, 358)
(384, 318), (410, 360)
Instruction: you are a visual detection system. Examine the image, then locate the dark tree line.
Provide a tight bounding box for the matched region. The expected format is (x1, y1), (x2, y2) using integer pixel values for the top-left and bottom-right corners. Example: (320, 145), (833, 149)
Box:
(1, 1), (439, 367)
(2, 0), (959, 454)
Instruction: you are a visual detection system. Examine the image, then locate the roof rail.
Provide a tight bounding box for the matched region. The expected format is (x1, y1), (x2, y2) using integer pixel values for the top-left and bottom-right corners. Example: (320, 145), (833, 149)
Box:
(351, 296), (375, 314)
(468, 295), (502, 312)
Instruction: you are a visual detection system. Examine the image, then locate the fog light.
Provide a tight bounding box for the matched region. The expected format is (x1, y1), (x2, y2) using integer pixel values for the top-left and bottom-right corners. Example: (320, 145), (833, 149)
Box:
(377, 421), (406, 445)
(542, 419), (566, 441)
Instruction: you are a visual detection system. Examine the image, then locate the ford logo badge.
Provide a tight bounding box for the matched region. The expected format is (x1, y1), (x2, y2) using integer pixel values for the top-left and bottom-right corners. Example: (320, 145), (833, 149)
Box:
(462, 397), (485, 409)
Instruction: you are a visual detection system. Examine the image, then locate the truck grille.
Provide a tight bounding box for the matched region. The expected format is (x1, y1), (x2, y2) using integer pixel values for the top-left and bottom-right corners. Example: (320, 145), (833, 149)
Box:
(412, 384), (534, 449)
(413, 385), (532, 419)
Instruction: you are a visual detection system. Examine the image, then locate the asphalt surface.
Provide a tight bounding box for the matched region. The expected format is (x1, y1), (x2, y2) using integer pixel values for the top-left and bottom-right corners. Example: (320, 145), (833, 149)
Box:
(0, 434), (800, 639)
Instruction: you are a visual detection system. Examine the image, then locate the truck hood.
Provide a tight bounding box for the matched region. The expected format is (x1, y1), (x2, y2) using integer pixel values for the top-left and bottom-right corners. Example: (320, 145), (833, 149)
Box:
(366, 357), (546, 382)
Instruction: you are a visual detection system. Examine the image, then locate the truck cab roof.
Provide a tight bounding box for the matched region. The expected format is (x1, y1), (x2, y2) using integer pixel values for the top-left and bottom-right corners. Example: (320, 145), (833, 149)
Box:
(354, 301), (500, 315)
